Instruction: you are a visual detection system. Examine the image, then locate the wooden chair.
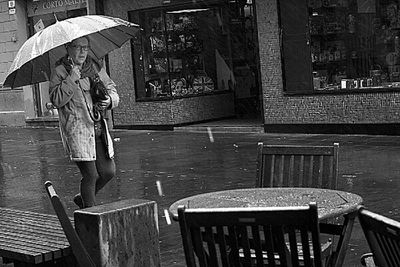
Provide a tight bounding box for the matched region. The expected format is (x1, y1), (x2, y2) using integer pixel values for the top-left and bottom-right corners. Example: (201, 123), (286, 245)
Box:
(178, 202), (324, 267)
(255, 142), (340, 266)
(358, 205), (400, 267)
(255, 142), (339, 189)
(44, 181), (96, 267)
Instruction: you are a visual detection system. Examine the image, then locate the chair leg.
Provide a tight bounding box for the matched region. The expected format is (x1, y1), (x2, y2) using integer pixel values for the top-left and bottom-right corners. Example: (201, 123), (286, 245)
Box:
(329, 212), (357, 267)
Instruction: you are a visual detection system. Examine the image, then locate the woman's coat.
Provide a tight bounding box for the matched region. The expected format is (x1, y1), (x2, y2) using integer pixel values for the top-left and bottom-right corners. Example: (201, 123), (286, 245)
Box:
(49, 60), (119, 161)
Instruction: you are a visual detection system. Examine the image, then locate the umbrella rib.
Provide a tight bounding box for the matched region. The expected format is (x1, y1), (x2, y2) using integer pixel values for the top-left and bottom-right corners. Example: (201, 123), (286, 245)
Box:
(99, 30), (122, 47)
(113, 25), (138, 38)
(91, 31), (123, 58)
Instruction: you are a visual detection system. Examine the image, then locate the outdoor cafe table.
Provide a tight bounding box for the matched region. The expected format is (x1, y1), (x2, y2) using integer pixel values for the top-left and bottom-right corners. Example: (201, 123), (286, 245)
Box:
(169, 187), (363, 267)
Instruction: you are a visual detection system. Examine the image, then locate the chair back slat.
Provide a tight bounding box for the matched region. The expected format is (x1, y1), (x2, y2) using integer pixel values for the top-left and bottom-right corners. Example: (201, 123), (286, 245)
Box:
(256, 143), (339, 190)
(251, 225), (264, 267)
(287, 229), (299, 266)
(263, 225), (277, 266)
(178, 204), (323, 267)
(358, 206), (400, 267)
(227, 226), (241, 267)
(193, 228), (207, 267)
(239, 225), (252, 265)
(205, 227), (218, 266)
(216, 226), (230, 265)
(300, 229), (312, 267)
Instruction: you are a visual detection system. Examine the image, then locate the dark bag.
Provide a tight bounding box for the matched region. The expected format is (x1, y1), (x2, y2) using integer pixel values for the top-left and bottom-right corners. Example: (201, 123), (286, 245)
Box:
(91, 74), (109, 103)
(90, 74), (109, 121)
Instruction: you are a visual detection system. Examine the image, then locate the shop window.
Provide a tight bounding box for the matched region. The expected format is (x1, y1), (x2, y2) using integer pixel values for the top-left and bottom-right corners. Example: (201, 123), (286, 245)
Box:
(280, 0), (400, 94)
(129, 6), (233, 100)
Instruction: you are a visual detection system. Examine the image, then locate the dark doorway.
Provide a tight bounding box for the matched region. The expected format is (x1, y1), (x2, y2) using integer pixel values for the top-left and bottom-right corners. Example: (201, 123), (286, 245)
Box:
(228, 0), (262, 121)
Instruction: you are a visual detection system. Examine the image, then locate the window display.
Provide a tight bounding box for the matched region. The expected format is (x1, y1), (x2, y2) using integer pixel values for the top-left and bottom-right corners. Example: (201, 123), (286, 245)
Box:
(309, 0), (400, 91)
(130, 7), (231, 100)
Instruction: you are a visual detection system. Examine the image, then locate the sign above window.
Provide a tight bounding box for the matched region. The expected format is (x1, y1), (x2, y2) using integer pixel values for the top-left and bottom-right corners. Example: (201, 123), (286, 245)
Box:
(27, 0), (87, 17)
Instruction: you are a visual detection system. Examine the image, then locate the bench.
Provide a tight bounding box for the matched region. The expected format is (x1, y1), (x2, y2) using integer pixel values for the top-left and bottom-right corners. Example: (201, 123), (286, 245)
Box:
(0, 207), (74, 266)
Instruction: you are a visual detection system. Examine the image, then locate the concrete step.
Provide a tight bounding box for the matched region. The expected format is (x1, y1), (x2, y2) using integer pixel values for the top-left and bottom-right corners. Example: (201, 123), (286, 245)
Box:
(174, 125), (264, 133)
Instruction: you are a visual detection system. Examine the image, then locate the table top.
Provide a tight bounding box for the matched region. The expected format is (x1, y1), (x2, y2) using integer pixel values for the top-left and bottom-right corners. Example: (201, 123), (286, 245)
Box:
(169, 187), (363, 220)
(0, 207), (71, 264)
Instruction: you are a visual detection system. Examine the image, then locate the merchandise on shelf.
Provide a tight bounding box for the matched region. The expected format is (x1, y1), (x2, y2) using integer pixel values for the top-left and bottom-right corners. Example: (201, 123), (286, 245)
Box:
(139, 8), (223, 98)
(193, 75), (214, 92)
(145, 79), (162, 97)
(150, 35), (165, 53)
(171, 78), (187, 96)
(153, 58), (168, 73)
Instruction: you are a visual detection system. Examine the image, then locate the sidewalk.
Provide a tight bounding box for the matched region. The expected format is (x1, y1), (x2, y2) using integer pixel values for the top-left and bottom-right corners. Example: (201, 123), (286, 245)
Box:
(1, 126), (400, 266)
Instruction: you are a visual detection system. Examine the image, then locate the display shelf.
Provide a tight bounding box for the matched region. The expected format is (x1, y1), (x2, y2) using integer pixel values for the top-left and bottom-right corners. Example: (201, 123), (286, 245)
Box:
(138, 10), (217, 99)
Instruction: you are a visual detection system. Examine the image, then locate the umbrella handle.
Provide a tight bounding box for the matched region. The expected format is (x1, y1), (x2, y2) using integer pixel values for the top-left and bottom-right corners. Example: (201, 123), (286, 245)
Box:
(92, 108), (102, 122)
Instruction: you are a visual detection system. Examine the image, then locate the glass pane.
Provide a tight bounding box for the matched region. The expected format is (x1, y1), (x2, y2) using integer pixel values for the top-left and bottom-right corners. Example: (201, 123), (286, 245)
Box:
(139, 10), (170, 98)
(309, 0), (400, 91)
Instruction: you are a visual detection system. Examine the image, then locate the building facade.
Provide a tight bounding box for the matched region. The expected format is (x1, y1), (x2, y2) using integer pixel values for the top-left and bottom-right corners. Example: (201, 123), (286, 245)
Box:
(0, 0), (27, 126)
(2, 0), (400, 134)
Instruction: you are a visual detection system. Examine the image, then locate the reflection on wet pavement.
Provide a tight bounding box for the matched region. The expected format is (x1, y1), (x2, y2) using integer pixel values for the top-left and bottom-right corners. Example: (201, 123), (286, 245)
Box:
(1, 127), (400, 266)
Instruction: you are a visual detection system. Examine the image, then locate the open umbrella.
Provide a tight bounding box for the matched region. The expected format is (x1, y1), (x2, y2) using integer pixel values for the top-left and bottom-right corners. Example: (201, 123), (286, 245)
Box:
(4, 15), (140, 88)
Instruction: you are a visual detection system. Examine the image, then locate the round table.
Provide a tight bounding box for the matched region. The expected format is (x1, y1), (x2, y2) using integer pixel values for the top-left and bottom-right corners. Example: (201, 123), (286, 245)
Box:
(169, 187), (363, 220)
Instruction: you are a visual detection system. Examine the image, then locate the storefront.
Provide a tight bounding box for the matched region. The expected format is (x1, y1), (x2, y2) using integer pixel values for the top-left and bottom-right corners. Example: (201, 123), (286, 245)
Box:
(254, 0), (400, 134)
(3, 0), (262, 128)
(100, 0), (262, 129)
(25, 0), (87, 124)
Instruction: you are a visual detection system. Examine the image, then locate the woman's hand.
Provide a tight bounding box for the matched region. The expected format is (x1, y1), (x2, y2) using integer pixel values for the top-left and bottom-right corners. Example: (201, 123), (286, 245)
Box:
(95, 95), (111, 110)
(70, 66), (81, 82)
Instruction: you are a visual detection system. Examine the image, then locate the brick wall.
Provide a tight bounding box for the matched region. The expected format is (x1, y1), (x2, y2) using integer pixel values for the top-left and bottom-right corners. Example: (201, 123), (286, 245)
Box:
(256, 0), (400, 125)
(104, 0), (235, 127)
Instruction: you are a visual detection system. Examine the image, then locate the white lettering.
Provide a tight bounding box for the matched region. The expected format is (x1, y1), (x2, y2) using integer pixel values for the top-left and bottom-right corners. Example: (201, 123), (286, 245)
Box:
(43, 1), (64, 9)
(64, 0), (83, 6)
(42, 0), (86, 10)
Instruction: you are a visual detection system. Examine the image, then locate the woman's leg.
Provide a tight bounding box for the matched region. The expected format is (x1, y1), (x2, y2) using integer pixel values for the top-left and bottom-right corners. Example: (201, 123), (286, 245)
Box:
(75, 161), (98, 208)
(95, 137), (116, 194)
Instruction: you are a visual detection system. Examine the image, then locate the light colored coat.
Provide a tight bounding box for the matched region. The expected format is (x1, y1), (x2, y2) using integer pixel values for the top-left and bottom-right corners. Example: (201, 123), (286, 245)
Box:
(49, 64), (119, 161)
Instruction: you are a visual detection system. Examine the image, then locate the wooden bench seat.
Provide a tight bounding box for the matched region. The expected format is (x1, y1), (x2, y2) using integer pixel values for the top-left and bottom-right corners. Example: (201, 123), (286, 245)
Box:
(0, 207), (72, 266)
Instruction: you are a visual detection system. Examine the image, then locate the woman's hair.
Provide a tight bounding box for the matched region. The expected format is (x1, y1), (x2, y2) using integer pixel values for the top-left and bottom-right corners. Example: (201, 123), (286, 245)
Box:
(65, 36), (90, 49)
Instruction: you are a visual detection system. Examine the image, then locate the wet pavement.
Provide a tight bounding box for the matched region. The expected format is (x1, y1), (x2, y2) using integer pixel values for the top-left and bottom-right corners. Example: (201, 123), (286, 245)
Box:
(1, 126), (400, 266)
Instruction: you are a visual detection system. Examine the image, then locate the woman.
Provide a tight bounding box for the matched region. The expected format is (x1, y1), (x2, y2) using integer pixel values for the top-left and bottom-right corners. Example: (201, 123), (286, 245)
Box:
(49, 36), (119, 208)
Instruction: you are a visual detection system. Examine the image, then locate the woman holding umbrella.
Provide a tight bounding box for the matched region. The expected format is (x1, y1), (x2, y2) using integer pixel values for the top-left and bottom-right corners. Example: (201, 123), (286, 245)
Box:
(49, 36), (119, 208)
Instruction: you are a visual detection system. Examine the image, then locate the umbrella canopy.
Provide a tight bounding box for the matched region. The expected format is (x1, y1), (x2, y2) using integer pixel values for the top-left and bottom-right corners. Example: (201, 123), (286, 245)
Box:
(4, 15), (140, 88)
